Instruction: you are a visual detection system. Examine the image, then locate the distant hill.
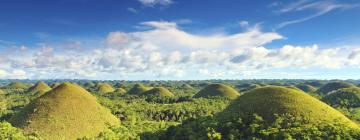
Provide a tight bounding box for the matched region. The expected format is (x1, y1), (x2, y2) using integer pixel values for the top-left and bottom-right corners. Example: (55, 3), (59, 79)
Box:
(6, 82), (29, 89)
(317, 82), (355, 94)
(322, 87), (360, 108)
(142, 87), (174, 97)
(295, 84), (317, 93)
(96, 83), (115, 93)
(27, 81), (51, 95)
(127, 84), (151, 95)
(194, 83), (240, 99)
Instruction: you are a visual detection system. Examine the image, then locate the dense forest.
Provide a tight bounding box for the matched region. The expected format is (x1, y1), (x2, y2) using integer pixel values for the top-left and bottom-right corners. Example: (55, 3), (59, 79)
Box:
(1, 79), (360, 139)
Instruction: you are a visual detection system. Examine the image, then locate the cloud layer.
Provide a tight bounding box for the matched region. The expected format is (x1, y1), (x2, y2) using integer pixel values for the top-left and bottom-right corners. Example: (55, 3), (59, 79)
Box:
(0, 21), (359, 79)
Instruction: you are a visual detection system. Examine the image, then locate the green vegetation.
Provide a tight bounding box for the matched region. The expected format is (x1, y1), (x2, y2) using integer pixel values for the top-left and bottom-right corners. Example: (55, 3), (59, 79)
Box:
(114, 88), (127, 95)
(194, 83), (240, 99)
(322, 87), (360, 108)
(127, 84), (151, 95)
(218, 86), (358, 128)
(142, 87), (174, 97)
(9, 82), (119, 140)
(296, 84), (317, 93)
(317, 81), (355, 94)
(6, 82), (29, 90)
(1, 80), (360, 139)
(27, 81), (51, 95)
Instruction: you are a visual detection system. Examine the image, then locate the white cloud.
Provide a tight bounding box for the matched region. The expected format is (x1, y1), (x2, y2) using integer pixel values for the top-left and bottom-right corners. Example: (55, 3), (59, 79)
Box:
(137, 0), (173, 7)
(127, 7), (139, 14)
(1, 21), (360, 79)
(275, 0), (357, 28)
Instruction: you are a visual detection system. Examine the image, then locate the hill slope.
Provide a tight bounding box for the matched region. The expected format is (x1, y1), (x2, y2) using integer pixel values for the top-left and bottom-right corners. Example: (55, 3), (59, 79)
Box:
(317, 82), (355, 94)
(322, 87), (360, 108)
(96, 83), (115, 93)
(142, 87), (174, 97)
(217, 86), (359, 128)
(295, 84), (317, 93)
(27, 81), (51, 94)
(127, 84), (151, 95)
(194, 83), (240, 99)
(9, 82), (120, 140)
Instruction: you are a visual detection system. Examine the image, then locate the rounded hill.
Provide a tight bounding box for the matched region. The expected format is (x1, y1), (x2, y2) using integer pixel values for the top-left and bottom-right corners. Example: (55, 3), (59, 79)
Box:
(295, 84), (317, 93)
(317, 82), (355, 94)
(9, 82), (120, 140)
(217, 86), (359, 128)
(194, 83), (240, 99)
(114, 88), (127, 95)
(142, 87), (174, 97)
(50, 82), (61, 88)
(27, 81), (51, 94)
(96, 83), (115, 93)
(6, 82), (28, 89)
(127, 84), (151, 95)
(322, 87), (360, 108)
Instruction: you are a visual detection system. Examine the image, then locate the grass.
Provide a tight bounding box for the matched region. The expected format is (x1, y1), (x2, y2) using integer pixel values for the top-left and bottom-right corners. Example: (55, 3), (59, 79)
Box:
(142, 87), (174, 97)
(317, 82), (355, 94)
(193, 83), (240, 99)
(218, 86), (359, 128)
(9, 82), (120, 140)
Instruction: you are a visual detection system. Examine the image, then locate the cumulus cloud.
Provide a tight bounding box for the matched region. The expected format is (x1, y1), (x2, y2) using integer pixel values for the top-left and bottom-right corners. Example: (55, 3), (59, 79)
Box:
(0, 21), (359, 79)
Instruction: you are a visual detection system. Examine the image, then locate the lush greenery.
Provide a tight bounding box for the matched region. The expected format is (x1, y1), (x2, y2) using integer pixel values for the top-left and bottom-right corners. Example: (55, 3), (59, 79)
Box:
(1, 80), (360, 139)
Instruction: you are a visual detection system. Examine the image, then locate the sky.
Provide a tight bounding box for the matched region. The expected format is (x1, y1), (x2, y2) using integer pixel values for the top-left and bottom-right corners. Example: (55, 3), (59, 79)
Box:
(0, 0), (360, 80)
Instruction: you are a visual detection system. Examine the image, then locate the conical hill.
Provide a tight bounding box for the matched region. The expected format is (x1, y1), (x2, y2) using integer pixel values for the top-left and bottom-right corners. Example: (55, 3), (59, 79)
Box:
(9, 82), (120, 140)
(217, 86), (359, 128)
(7, 82), (28, 89)
(27, 81), (51, 94)
(142, 87), (174, 97)
(127, 84), (151, 95)
(193, 83), (240, 99)
(96, 83), (115, 93)
(317, 82), (355, 94)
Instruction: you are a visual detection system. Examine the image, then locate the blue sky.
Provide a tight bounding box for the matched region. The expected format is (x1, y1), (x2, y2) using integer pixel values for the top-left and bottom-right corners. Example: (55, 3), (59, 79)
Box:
(0, 0), (360, 80)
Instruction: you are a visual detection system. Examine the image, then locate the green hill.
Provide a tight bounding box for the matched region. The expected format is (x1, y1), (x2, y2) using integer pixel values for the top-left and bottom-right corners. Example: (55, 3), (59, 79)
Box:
(27, 81), (51, 95)
(84, 82), (95, 88)
(322, 87), (360, 108)
(181, 84), (194, 90)
(193, 83), (240, 99)
(127, 84), (151, 95)
(50, 82), (61, 88)
(217, 86), (359, 128)
(6, 82), (28, 89)
(295, 84), (317, 93)
(317, 82), (355, 94)
(142, 87), (174, 97)
(9, 82), (120, 140)
(96, 83), (115, 93)
(114, 88), (127, 95)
